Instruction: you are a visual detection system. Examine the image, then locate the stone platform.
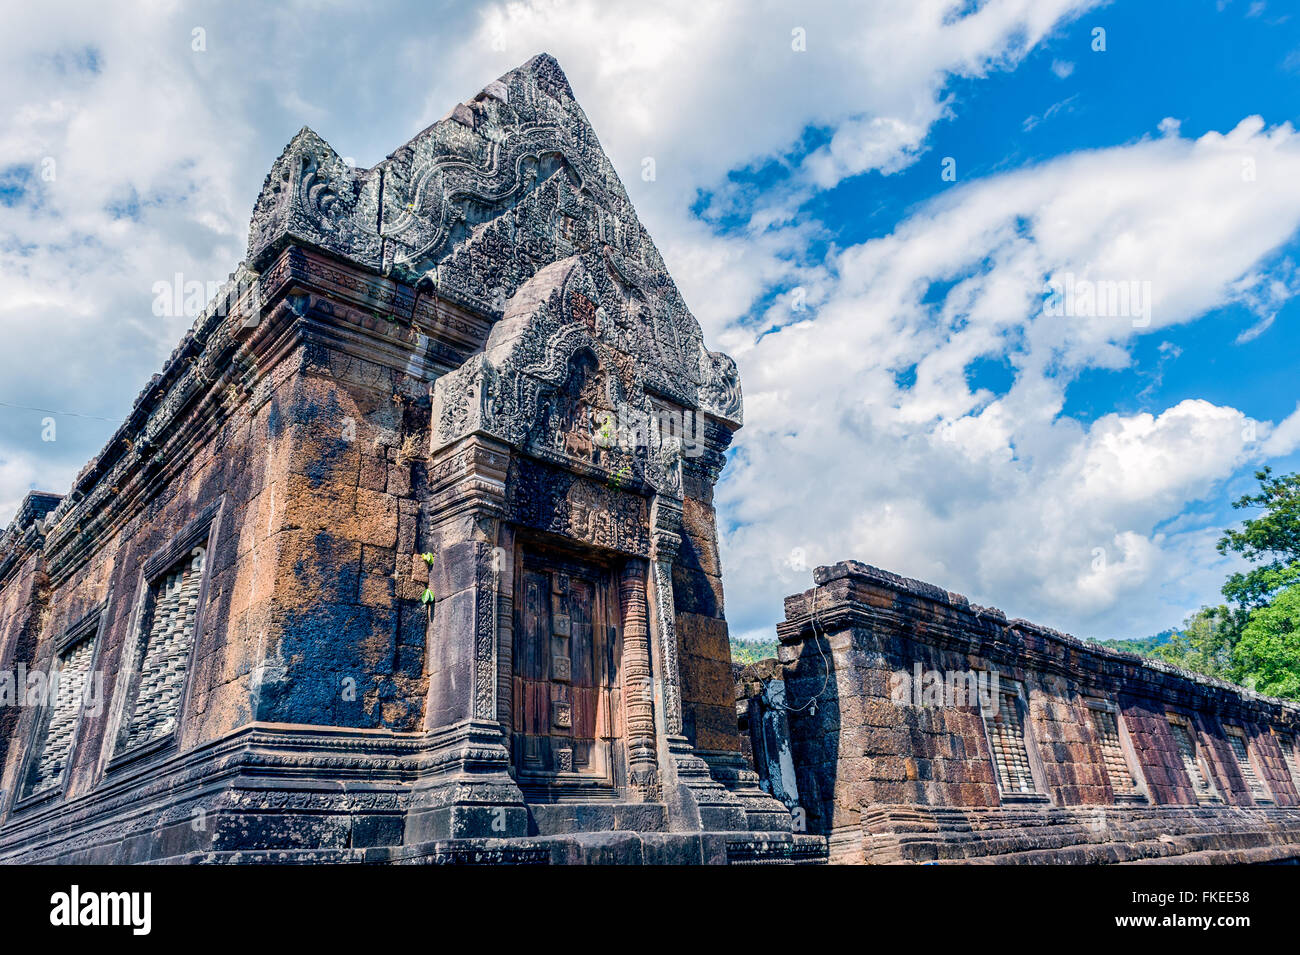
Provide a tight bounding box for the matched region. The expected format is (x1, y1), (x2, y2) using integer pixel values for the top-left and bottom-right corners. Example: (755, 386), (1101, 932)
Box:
(0, 724), (820, 865)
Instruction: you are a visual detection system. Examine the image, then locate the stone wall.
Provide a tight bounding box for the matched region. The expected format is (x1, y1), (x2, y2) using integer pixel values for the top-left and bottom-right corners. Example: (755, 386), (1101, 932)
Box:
(0, 290), (310, 817)
(740, 560), (1300, 864)
(243, 334), (436, 731)
(0, 244), (516, 859)
(676, 464), (742, 756)
(0, 494), (58, 781)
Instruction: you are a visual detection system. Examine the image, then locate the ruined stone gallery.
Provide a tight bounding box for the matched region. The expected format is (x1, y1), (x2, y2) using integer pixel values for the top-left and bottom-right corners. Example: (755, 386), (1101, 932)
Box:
(1, 55), (1297, 864)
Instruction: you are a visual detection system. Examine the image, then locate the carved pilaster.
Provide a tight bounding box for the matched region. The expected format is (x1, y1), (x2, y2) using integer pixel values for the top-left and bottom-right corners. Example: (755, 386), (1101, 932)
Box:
(619, 559), (659, 800)
(471, 535), (498, 722)
(646, 492), (741, 831)
(424, 432), (510, 523)
(649, 495), (684, 737)
(644, 491), (790, 833)
(494, 524), (516, 732)
(423, 433), (512, 727)
(411, 433), (527, 837)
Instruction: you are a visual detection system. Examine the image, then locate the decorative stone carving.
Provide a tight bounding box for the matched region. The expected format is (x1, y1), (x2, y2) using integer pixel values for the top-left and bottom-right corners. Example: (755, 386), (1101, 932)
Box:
(431, 255), (688, 501)
(697, 346), (743, 426)
(247, 53), (741, 427)
(247, 127), (383, 272)
(505, 459), (650, 557)
(619, 560), (659, 800)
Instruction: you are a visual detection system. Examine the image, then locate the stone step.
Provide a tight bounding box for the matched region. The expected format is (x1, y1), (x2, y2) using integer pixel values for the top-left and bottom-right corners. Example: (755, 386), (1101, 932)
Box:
(527, 801), (669, 836)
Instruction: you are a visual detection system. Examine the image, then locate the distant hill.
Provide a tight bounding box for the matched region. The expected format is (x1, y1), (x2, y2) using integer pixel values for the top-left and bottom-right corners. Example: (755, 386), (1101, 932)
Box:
(738, 628), (1185, 665)
(735, 630), (1180, 666)
(730, 636), (779, 666)
(1086, 629), (1176, 656)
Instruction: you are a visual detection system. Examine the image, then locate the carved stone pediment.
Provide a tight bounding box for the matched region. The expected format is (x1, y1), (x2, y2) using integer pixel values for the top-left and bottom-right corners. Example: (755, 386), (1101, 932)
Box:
(247, 53), (742, 427)
(247, 127), (384, 272)
(432, 257), (686, 499)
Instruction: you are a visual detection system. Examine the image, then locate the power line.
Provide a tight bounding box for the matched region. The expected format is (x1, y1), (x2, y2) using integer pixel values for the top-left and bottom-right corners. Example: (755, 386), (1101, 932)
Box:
(0, 399), (118, 423)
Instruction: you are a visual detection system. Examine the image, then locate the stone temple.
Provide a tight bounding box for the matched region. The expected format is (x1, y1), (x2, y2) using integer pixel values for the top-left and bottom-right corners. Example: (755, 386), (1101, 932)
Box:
(0, 53), (802, 864)
(1, 54), (1299, 865)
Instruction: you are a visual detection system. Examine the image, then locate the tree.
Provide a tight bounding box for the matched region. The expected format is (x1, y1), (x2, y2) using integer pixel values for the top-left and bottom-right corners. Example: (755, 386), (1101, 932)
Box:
(1233, 577), (1300, 700)
(1218, 467), (1300, 608)
(731, 636), (779, 666)
(1150, 604), (1245, 683)
(1115, 469), (1300, 698)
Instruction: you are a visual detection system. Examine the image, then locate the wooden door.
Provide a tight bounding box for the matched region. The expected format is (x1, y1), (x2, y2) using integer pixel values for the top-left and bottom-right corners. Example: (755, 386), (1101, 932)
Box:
(513, 551), (620, 796)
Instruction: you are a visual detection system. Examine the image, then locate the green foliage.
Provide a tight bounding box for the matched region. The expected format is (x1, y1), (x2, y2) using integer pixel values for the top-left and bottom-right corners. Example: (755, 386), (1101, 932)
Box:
(1218, 467), (1300, 607)
(1233, 577), (1300, 699)
(1088, 630), (1174, 655)
(1147, 605), (1246, 683)
(1111, 467), (1300, 700)
(730, 636), (779, 667)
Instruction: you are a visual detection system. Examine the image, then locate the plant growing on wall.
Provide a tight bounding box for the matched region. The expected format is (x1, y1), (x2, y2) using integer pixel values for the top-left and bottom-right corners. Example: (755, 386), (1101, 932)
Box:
(593, 413), (616, 450)
(419, 553), (436, 622)
(609, 463), (632, 489)
(396, 433), (426, 467)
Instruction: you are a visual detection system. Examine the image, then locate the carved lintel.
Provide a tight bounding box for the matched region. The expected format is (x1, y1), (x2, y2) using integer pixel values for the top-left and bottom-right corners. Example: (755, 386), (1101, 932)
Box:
(506, 458), (651, 557)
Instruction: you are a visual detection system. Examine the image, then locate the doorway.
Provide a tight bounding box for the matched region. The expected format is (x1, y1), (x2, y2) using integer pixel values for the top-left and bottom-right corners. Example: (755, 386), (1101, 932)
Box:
(512, 549), (622, 798)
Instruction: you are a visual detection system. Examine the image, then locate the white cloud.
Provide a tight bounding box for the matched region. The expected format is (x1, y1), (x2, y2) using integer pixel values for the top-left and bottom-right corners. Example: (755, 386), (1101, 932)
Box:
(435, 0), (1102, 333)
(720, 115), (1300, 641)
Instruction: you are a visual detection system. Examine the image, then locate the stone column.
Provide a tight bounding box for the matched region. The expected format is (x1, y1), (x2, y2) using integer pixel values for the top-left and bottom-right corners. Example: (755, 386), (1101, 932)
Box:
(405, 433), (528, 842)
(494, 524), (516, 733)
(421, 435), (511, 729)
(619, 558), (658, 800)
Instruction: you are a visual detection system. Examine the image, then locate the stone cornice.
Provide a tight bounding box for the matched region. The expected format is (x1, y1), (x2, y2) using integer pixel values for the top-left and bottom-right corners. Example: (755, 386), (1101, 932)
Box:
(777, 559), (1300, 726)
(0, 491), (61, 584)
(20, 243), (501, 588)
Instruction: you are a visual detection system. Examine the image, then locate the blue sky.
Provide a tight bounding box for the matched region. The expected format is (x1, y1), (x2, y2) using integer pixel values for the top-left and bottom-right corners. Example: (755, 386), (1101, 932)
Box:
(2, 0), (1299, 646)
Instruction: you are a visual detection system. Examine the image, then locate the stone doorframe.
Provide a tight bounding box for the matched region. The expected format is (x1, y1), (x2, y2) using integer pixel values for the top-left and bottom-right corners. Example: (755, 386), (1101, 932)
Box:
(406, 254), (789, 840)
(495, 527), (659, 802)
(406, 431), (782, 838)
